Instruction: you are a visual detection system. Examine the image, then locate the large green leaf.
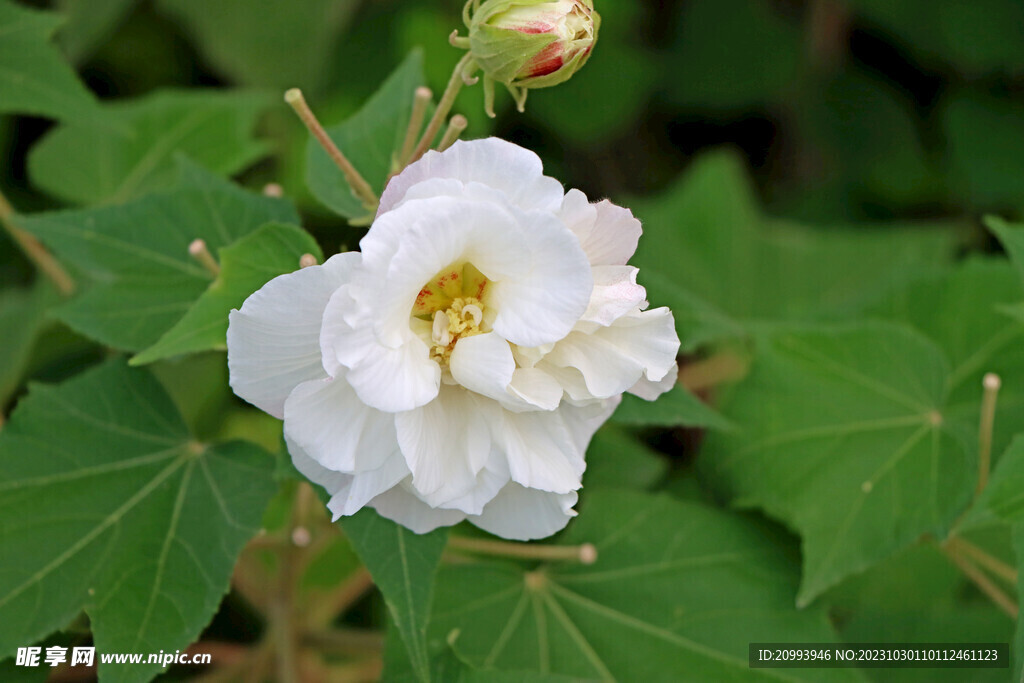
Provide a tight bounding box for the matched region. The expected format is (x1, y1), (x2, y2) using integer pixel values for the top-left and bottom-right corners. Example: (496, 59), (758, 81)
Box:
(131, 222), (322, 365)
(56, 0), (138, 63)
(867, 258), (1024, 469)
(0, 283), (54, 406)
(340, 509), (449, 683)
(432, 490), (857, 681)
(156, 0), (358, 93)
(944, 92), (1024, 208)
(700, 322), (974, 605)
(18, 159), (299, 352)
(613, 384), (732, 430)
(0, 359), (277, 683)
(583, 425), (668, 490)
(28, 89), (270, 206)
(0, 0), (99, 122)
(986, 216), (1024, 289)
(307, 50), (427, 220)
(630, 149), (958, 349)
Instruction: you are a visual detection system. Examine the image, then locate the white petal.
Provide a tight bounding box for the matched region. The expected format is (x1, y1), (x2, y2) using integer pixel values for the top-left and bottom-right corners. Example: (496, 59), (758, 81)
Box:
(283, 376), (400, 473)
(506, 367), (563, 411)
(486, 208), (593, 348)
(436, 459), (510, 516)
(378, 138), (565, 216)
(496, 408), (586, 493)
(585, 200), (643, 266)
(629, 362), (679, 400)
(394, 387), (497, 506)
(543, 307), (680, 398)
(578, 266), (647, 329)
(320, 284), (441, 413)
(469, 484), (578, 541)
(449, 332), (516, 401)
(227, 252), (359, 418)
(326, 454), (411, 519)
(369, 483), (468, 534)
(286, 434), (350, 496)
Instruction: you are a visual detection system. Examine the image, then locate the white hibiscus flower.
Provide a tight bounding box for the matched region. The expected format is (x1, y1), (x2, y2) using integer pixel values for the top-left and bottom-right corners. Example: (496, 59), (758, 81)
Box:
(227, 138), (679, 540)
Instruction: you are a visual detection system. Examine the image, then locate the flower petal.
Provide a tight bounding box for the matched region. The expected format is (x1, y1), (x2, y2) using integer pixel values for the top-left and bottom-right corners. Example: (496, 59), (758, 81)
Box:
(449, 332), (515, 400)
(369, 483), (468, 534)
(283, 376), (400, 473)
(286, 434), (350, 496)
(469, 484), (578, 541)
(577, 265), (647, 329)
(320, 284), (441, 413)
(629, 362), (679, 400)
(326, 454), (410, 519)
(496, 408), (585, 493)
(394, 386), (497, 506)
(227, 252), (359, 418)
(543, 307), (680, 398)
(378, 137), (565, 216)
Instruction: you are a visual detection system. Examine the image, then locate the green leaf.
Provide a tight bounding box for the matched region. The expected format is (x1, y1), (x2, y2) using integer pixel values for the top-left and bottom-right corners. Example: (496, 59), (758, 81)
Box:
(340, 509), (449, 683)
(307, 50), (427, 220)
(28, 89), (270, 206)
(18, 159), (299, 352)
(0, 359), (277, 683)
(0, 284), (54, 406)
(977, 436), (1024, 523)
(56, 0), (138, 63)
(986, 216), (1024, 289)
(156, 0), (359, 93)
(631, 149), (958, 348)
(583, 425), (668, 490)
(0, 0), (99, 122)
(613, 384), (732, 430)
(700, 322), (974, 605)
(867, 258), (1024, 470)
(431, 490), (857, 681)
(131, 222), (322, 365)
(944, 92), (1024, 207)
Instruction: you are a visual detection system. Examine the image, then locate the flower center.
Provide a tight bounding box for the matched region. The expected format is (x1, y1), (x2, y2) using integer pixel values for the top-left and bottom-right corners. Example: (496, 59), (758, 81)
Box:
(429, 297), (486, 366)
(412, 262), (492, 369)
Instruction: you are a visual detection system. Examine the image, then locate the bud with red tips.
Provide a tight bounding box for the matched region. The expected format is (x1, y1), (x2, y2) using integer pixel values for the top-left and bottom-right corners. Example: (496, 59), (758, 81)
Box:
(453, 0), (599, 116)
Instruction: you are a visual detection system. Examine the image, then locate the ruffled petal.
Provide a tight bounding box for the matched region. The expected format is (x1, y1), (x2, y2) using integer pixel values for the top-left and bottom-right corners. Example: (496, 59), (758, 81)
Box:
(378, 138), (565, 216)
(577, 265), (647, 329)
(496, 408), (586, 493)
(320, 283), (441, 413)
(543, 307), (680, 399)
(558, 191), (642, 266)
(326, 454), (410, 519)
(227, 252), (359, 418)
(469, 484), (578, 540)
(369, 483), (468, 534)
(394, 387), (498, 507)
(283, 376), (400, 473)
(286, 434), (350, 496)
(629, 362), (679, 400)
(449, 332), (516, 401)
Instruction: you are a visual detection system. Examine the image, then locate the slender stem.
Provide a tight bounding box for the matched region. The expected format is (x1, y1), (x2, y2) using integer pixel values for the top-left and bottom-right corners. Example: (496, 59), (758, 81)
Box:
(285, 88), (378, 209)
(975, 373), (1001, 496)
(448, 535), (597, 564)
(188, 239), (220, 277)
(0, 189), (75, 295)
(947, 536), (1018, 585)
(410, 53), (474, 164)
(309, 565), (375, 626)
(943, 543), (1018, 618)
(437, 114), (468, 153)
(678, 351), (749, 392)
(399, 87), (433, 168)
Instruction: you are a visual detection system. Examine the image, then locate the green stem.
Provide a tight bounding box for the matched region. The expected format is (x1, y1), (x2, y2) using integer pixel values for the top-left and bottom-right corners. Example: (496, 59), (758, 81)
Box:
(410, 53), (474, 164)
(0, 189), (75, 295)
(448, 535), (597, 564)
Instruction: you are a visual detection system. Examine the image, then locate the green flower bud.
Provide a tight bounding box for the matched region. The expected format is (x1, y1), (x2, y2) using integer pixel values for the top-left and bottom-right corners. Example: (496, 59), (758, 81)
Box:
(454, 0), (599, 115)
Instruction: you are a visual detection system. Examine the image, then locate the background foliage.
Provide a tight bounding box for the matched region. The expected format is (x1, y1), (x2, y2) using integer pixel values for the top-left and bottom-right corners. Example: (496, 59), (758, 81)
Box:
(3, 0), (1024, 681)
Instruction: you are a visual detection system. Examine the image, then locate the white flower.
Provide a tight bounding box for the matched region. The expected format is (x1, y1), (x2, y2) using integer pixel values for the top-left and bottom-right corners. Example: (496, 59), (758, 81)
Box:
(227, 138), (679, 540)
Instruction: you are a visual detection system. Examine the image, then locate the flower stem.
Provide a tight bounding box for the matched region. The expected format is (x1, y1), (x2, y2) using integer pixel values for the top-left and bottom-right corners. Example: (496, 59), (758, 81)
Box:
(678, 351), (749, 392)
(399, 86), (433, 168)
(410, 53), (474, 164)
(437, 114), (469, 153)
(942, 540), (1018, 618)
(946, 536), (1017, 585)
(0, 189), (75, 296)
(188, 239), (220, 277)
(975, 373), (1001, 497)
(448, 535), (597, 564)
(285, 88), (378, 210)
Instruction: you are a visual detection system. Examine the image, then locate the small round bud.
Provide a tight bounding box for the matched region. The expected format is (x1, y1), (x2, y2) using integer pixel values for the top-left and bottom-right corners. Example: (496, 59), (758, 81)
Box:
(467, 0), (599, 92)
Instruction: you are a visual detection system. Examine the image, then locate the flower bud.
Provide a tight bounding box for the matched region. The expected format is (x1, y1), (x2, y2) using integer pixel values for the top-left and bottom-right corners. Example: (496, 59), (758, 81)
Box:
(457, 0), (599, 114)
